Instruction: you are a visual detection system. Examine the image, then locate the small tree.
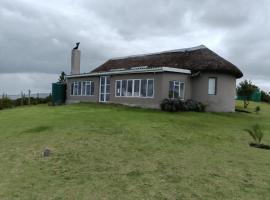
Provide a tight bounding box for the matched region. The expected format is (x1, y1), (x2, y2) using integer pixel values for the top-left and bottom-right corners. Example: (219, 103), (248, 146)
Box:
(58, 71), (66, 83)
(237, 80), (258, 109)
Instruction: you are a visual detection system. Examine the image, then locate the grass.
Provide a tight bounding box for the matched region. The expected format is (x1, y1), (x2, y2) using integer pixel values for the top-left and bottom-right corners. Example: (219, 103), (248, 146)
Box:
(0, 101), (270, 199)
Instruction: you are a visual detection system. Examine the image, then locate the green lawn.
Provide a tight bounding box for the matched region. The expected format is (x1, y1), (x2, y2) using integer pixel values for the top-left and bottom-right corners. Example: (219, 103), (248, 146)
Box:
(0, 101), (269, 200)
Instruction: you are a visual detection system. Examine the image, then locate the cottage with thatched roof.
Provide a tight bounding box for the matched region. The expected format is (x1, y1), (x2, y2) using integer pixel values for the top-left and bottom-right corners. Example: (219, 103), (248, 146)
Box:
(66, 45), (243, 112)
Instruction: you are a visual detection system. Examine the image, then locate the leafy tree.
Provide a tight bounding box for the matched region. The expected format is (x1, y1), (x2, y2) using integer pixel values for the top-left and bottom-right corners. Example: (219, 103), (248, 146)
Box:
(58, 71), (66, 83)
(261, 90), (270, 103)
(236, 80), (258, 109)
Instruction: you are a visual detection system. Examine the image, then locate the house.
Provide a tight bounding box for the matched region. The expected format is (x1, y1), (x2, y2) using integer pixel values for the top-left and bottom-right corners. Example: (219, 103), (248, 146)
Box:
(65, 45), (243, 112)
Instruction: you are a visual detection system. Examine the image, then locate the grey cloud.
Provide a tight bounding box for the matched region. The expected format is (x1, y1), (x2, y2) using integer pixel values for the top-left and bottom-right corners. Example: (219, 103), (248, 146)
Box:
(0, 0), (270, 94)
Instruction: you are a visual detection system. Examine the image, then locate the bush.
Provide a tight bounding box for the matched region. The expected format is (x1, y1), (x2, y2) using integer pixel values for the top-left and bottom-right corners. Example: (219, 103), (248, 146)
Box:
(160, 98), (206, 112)
(244, 124), (264, 144)
(261, 91), (270, 103)
(160, 98), (181, 112)
(0, 97), (13, 110)
(255, 106), (261, 114)
(184, 99), (206, 112)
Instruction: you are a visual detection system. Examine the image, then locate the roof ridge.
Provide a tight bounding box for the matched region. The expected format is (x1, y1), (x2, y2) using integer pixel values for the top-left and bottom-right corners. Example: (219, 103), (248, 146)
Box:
(110, 45), (207, 61)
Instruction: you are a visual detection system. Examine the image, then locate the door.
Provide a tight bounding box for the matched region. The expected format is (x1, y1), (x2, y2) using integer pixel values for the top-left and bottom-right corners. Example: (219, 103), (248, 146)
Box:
(99, 76), (110, 102)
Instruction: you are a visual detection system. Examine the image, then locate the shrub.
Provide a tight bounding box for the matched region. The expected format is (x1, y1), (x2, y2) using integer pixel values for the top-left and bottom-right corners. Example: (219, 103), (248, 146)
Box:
(261, 91), (270, 103)
(160, 98), (181, 112)
(255, 106), (261, 114)
(0, 97), (13, 110)
(160, 99), (206, 112)
(244, 124), (264, 144)
(185, 99), (206, 112)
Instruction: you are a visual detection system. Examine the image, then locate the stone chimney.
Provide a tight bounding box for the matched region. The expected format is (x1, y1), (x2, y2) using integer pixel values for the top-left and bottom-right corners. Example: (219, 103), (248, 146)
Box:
(71, 42), (81, 74)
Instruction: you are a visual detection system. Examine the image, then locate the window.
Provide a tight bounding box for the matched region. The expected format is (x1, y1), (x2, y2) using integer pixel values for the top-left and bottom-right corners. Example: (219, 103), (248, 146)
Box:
(71, 81), (94, 96)
(115, 79), (154, 98)
(116, 80), (121, 97)
(169, 81), (185, 99)
(127, 80), (133, 96)
(208, 77), (217, 95)
(134, 80), (140, 97)
(121, 80), (127, 96)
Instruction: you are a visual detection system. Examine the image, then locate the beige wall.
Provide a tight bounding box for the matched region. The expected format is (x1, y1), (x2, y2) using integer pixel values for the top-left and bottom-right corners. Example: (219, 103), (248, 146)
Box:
(66, 72), (236, 112)
(66, 76), (99, 103)
(191, 72), (236, 112)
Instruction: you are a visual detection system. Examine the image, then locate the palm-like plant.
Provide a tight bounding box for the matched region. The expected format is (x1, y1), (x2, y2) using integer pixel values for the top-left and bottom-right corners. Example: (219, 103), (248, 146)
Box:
(244, 124), (264, 144)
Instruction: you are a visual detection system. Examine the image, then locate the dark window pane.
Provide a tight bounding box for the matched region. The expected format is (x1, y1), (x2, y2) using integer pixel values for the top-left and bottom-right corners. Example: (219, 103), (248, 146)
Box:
(141, 80), (147, 97)
(106, 94), (110, 101)
(71, 83), (74, 95)
(78, 82), (81, 95)
(86, 82), (91, 95)
(101, 77), (105, 85)
(91, 82), (94, 95)
(180, 82), (185, 99)
(101, 94), (104, 102)
(147, 80), (154, 97)
(169, 81), (174, 98)
(116, 81), (121, 96)
(122, 80), (127, 96)
(134, 80), (140, 97)
(173, 84), (179, 98)
(106, 84), (110, 93)
(127, 80), (133, 96)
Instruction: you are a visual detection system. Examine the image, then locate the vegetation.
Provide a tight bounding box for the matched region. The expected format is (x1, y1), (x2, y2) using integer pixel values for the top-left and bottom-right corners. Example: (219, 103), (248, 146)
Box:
(160, 98), (206, 112)
(261, 90), (270, 103)
(0, 101), (269, 199)
(245, 124), (264, 144)
(255, 106), (261, 114)
(58, 71), (66, 83)
(0, 95), (51, 110)
(237, 80), (258, 109)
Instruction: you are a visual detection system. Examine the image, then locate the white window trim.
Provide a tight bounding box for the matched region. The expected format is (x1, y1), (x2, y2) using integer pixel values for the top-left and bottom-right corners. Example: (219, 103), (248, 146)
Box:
(170, 81), (185, 100)
(208, 77), (217, 95)
(70, 81), (94, 96)
(115, 78), (154, 98)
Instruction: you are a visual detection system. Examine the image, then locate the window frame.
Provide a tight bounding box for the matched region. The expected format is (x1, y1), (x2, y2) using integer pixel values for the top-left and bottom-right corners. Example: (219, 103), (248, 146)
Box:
(115, 78), (154, 98)
(70, 81), (94, 96)
(208, 77), (217, 95)
(168, 80), (185, 100)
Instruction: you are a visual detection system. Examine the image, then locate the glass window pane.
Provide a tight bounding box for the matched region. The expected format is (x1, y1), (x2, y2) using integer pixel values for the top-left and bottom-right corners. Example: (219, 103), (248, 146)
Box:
(127, 80), (133, 96)
(180, 82), (185, 99)
(86, 82), (91, 95)
(71, 83), (74, 95)
(100, 94), (105, 101)
(134, 80), (140, 97)
(106, 84), (110, 93)
(208, 78), (216, 95)
(82, 81), (86, 95)
(141, 80), (147, 97)
(91, 82), (94, 95)
(173, 83), (179, 98)
(147, 80), (154, 97)
(106, 94), (110, 101)
(116, 81), (121, 96)
(169, 81), (174, 98)
(78, 82), (81, 95)
(122, 80), (127, 96)
(101, 77), (105, 85)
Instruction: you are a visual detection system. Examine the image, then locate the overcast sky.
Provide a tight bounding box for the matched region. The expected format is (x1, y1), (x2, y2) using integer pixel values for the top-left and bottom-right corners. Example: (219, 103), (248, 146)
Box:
(0, 0), (270, 94)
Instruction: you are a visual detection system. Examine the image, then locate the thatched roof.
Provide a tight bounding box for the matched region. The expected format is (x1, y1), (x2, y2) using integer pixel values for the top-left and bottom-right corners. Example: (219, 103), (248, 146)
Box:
(92, 45), (243, 78)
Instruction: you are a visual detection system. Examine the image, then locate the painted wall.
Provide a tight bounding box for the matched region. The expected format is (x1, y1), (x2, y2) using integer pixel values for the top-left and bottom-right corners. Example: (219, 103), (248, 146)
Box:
(191, 72), (236, 112)
(66, 76), (99, 103)
(66, 72), (236, 112)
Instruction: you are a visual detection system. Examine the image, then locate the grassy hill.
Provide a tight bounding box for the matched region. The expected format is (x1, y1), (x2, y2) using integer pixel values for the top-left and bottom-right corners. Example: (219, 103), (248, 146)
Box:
(0, 101), (269, 200)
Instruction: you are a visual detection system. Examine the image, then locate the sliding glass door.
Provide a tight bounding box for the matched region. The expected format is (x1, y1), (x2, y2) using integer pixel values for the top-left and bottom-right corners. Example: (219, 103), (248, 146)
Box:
(99, 76), (110, 102)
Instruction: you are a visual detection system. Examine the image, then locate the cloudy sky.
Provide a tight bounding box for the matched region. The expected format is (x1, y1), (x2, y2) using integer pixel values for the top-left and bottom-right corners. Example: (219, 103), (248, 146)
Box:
(0, 0), (270, 94)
